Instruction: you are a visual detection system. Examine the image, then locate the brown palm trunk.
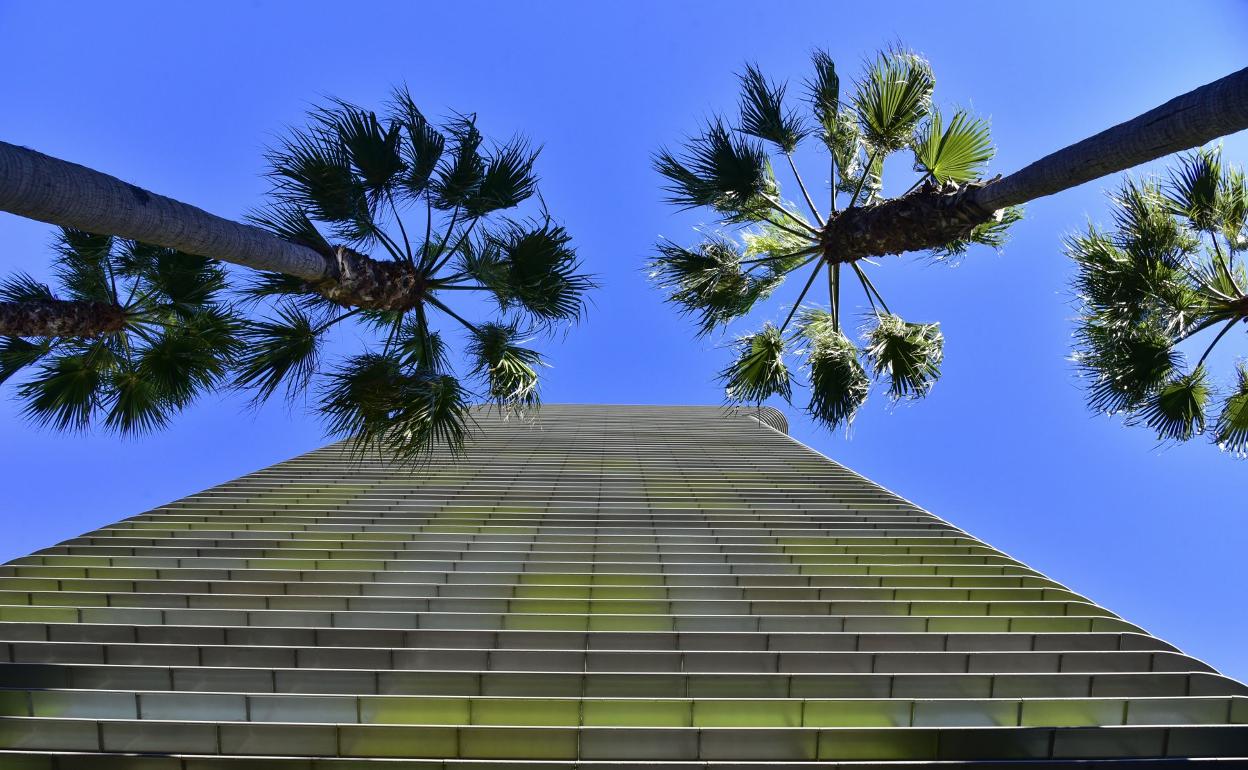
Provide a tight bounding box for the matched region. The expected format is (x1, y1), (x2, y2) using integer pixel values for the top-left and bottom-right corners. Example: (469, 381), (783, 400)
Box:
(0, 299), (126, 337)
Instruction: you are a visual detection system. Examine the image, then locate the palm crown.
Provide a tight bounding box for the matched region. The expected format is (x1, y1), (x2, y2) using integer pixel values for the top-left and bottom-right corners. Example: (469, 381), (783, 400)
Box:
(0, 230), (242, 432)
(239, 87), (593, 459)
(650, 47), (1020, 432)
(1070, 146), (1248, 454)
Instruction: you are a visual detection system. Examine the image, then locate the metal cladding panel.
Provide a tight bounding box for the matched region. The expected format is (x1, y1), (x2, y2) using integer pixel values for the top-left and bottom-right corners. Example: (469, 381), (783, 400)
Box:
(1, 403), (1246, 767)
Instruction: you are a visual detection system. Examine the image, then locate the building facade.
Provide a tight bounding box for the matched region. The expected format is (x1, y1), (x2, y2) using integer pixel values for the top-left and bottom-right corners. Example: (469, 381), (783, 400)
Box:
(1, 404), (1245, 766)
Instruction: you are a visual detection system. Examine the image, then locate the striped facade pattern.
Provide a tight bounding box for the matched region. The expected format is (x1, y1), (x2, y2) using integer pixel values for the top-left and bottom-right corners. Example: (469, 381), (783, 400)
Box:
(0, 403), (1246, 767)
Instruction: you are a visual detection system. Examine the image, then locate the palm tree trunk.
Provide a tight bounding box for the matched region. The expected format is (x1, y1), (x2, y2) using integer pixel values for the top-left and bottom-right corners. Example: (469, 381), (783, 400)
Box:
(972, 66), (1248, 212)
(0, 141), (331, 282)
(0, 299), (125, 337)
(823, 66), (1248, 263)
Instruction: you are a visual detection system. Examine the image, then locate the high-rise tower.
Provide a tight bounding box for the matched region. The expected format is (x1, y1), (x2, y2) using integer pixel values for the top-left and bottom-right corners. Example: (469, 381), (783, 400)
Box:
(1, 404), (1245, 766)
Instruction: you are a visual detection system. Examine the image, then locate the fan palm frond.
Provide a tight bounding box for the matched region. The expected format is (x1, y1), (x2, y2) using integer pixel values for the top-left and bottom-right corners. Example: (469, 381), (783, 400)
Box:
(102, 366), (172, 434)
(721, 325), (791, 404)
(464, 137), (539, 217)
(738, 63), (807, 153)
(315, 100), (406, 204)
(852, 48), (934, 155)
(0, 274), (56, 304)
(806, 49), (840, 152)
(654, 118), (774, 216)
(431, 115), (486, 210)
(930, 206), (1022, 263)
(1074, 321), (1180, 416)
(864, 313), (943, 400)
(267, 129), (373, 242)
(18, 347), (112, 431)
(649, 238), (780, 336)
(1111, 178), (1197, 268)
(471, 220), (592, 326)
(1131, 367), (1209, 442)
(798, 309), (869, 429)
(1218, 164), (1247, 249)
(247, 205), (334, 255)
(319, 353), (471, 460)
(467, 322), (542, 408)
(0, 336), (53, 384)
(1166, 146), (1222, 233)
(912, 108), (993, 184)
(388, 86), (446, 199)
(1215, 365), (1248, 456)
(234, 304), (323, 401)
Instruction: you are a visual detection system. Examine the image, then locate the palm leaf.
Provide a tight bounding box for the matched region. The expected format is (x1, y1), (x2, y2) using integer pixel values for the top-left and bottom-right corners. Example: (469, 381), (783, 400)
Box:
(464, 136), (539, 216)
(654, 118), (773, 216)
(912, 108), (993, 184)
(0, 274), (56, 304)
(649, 238), (780, 336)
(864, 313), (943, 400)
(798, 309), (869, 429)
(1165, 146), (1222, 233)
(467, 322), (542, 408)
(738, 63), (806, 153)
(234, 304), (323, 401)
(388, 86), (446, 199)
(18, 347), (111, 431)
(471, 220), (592, 325)
(852, 48), (934, 154)
(0, 336), (53, 384)
(1073, 321), (1179, 415)
(721, 324), (791, 404)
(1214, 365), (1248, 456)
(430, 115), (485, 210)
(805, 49), (840, 151)
(102, 366), (172, 434)
(1130, 367), (1209, 442)
(267, 129), (373, 241)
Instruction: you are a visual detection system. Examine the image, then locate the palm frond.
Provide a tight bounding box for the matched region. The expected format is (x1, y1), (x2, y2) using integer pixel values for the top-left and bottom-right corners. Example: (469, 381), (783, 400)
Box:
(720, 325), (791, 404)
(464, 136), (539, 217)
(102, 366), (172, 434)
(864, 313), (943, 400)
(738, 63), (807, 153)
(1130, 367), (1209, 442)
(0, 274), (56, 304)
(53, 228), (115, 302)
(267, 128), (373, 242)
(852, 48), (934, 155)
(930, 206), (1022, 263)
(1111, 178), (1197, 269)
(0, 336), (53, 384)
(139, 308), (242, 407)
(805, 49), (840, 151)
(470, 220), (592, 326)
(1215, 365), (1248, 456)
(247, 205), (334, 255)
(654, 118), (773, 216)
(467, 322), (542, 409)
(430, 115), (485, 210)
(1165, 146), (1222, 233)
(234, 304), (323, 401)
(396, 315), (449, 373)
(388, 86), (446, 199)
(17, 348), (111, 431)
(648, 238), (779, 336)
(1073, 321), (1180, 415)
(1217, 163), (1247, 250)
(798, 308), (869, 429)
(315, 100), (406, 204)
(141, 248), (229, 315)
(319, 353), (471, 460)
(912, 108), (993, 184)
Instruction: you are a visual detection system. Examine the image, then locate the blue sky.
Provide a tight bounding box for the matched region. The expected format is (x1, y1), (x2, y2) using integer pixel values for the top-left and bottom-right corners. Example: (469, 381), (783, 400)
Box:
(1, 1), (1247, 677)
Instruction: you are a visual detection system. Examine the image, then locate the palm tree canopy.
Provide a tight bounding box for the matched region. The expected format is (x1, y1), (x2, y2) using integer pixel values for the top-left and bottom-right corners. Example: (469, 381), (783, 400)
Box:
(651, 47), (1004, 433)
(1070, 146), (1248, 455)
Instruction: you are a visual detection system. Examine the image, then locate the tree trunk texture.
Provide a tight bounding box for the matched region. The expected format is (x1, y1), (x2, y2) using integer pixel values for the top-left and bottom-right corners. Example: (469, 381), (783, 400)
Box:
(0, 141), (331, 282)
(818, 66), (1248, 264)
(0, 299), (126, 337)
(973, 66), (1248, 212)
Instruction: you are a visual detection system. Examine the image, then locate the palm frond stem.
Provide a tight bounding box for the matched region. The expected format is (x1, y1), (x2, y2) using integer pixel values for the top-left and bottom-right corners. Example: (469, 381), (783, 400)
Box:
(1195, 317), (1240, 370)
(426, 295), (480, 335)
(847, 150), (877, 209)
(785, 154), (824, 225)
(851, 262), (891, 314)
(779, 261), (824, 334)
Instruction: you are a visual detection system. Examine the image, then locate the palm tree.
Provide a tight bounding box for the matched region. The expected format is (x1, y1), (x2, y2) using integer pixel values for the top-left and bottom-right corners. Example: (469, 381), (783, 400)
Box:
(0, 229), (242, 432)
(0, 89), (592, 457)
(1069, 146), (1248, 454)
(650, 49), (1247, 430)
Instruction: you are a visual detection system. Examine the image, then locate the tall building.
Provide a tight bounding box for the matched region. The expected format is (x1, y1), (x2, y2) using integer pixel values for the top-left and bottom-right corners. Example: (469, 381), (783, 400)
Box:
(1, 404), (1245, 767)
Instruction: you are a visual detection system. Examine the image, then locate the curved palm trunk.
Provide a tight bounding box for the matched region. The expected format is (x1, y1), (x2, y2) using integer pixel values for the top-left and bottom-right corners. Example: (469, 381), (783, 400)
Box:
(821, 67), (1248, 263)
(0, 141), (331, 282)
(0, 299), (125, 337)
(972, 66), (1248, 211)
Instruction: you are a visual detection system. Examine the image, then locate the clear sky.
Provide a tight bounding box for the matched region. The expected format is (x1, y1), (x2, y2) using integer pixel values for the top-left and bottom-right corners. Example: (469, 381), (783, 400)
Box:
(1, 1), (1246, 677)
